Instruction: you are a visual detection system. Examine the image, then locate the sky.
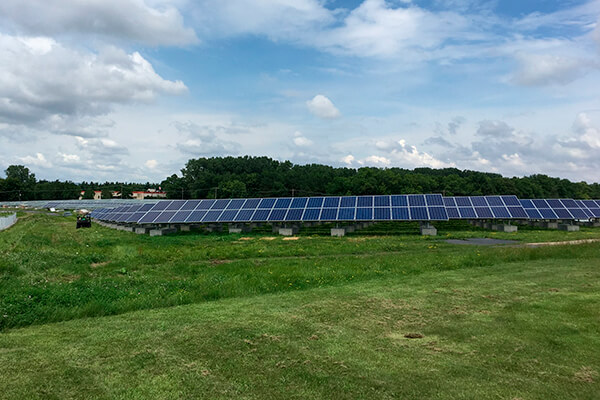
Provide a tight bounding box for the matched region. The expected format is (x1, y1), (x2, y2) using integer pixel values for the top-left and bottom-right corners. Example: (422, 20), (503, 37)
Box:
(1, 0), (600, 184)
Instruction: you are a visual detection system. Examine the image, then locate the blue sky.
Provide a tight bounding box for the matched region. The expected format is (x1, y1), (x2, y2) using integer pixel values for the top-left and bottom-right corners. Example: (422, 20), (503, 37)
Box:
(0, 0), (599, 183)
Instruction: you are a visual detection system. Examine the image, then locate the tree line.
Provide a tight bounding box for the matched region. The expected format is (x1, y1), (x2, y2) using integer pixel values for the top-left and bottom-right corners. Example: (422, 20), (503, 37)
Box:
(160, 156), (600, 200)
(0, 165), (155, 201)
(1, 157), (599, 202)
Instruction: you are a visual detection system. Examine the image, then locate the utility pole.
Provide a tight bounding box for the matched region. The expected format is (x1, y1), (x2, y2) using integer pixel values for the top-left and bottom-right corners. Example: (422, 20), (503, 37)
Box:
(181, 187), (184, 200)
(214, 187), (218, 199)
(291, 188), (295, 197)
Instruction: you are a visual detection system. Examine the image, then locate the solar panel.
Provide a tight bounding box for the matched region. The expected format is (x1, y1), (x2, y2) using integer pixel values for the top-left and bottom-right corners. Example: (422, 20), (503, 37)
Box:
(444, 196), (526, 219)
(518, 199), (592, 220)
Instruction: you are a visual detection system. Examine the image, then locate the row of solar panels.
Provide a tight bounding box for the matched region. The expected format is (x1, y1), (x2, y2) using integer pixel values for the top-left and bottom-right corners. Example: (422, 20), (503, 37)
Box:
(90, 194), (595, 225)
(90, 194), (450, 224)
(0, 199), (158, 210)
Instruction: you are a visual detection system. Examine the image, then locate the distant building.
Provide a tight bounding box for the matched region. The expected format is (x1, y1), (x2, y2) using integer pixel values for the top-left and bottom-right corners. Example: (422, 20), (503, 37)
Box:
(131, 188), (167, 200)
(78, 190), (85, 200)
(111, 191), (121, 198)
(93, 191), (102, 200)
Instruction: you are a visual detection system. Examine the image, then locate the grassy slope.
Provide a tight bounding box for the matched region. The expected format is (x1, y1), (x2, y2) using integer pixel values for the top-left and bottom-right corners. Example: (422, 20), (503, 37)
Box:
(2, 214), (600, 330)
(0, 256), (599, 399)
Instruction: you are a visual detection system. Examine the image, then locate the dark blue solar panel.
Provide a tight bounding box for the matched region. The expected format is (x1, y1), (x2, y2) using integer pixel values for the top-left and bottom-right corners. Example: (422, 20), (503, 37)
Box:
(507, 207), (528, 219)
(532, 199), (549, 208)
(408, 195), (426, 207)
(374, 196), (390, 207)
(285, 208), (304, 221)
(410, 207), (428, 220)
(502, 196), (521, 206)
(241, 199), (259, 209)
(357, 196), (373, 207)
(475, 207), (493, 218)
(539, 208), (558, 219)
(582, 200), (597, 208)
(323, 197), (340, 208)
(568, 208), (588, 219)
(138, 203), (155, 212)
(425, 194), (444, 206)
(455, 197), (471, 207)
(520, 199), (535, 208)
(443, 197), (456, 207)
(553, 208), (572, 219)
(171, 210), (192, 223)
(392, 207), (409, 220)
(257, 198), (276, 209)
(340, 197), (356, 207)
(356, 208), (373, 220)
(338, 208), (355, 220)
(290, 197), (308, 208)
(197, 200), (216, 210)
(307, 197), (324, 208)
(561, 199), (577, 208)
(211, 199), (230, 209)
(391, 195), (408, 206)
(429, 207), (448, 220)
(234, 210), (254, 221)
(446, 207), (460, 219)
(546, 199), (563, 208)
(226, 199), (245, 209)
(181, 200), (201, 210)
(139, 212), (161, 223)
(166, 201), (185, 211)
(203, 210), (223, 222)
(187, 210), (207, 223)
(471, 197), (488, 207)
(274, 198), (292, 209)
(374, 207), (390, 220)
(490, 207), (510, 218)
(302, 208), (321, 220)
(268, 209), (287, 221)
(155, 211), (176, 223)
(588, 208), (600, 218)
(458, 207), (476, 218)
(114, 214), (128, 222)
(524, 209), (542, 219)
(150, 202), (171, 211)
(218, 210), (238, 222)
(320, 208), (338, 220)
(252, 209), (271, 221)
(486, 196), (503, 206)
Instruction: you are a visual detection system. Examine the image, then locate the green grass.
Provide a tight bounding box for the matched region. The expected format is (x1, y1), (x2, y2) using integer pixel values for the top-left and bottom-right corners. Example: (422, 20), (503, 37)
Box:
(0, 214), (599, 398)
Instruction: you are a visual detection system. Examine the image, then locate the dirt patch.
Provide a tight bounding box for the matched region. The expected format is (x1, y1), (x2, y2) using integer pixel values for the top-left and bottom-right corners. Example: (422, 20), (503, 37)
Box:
(261, 237), (277, 241)
(574, 366), (598, 383)
(446, 238), (520, 246)
(404, 333), (424, 339)
(90, 261), (110, 268)
(526, 239), (600, 248)
(282, 237), (299, 241)
(210, 259), (232, 266)
(238, 237), (253, 241)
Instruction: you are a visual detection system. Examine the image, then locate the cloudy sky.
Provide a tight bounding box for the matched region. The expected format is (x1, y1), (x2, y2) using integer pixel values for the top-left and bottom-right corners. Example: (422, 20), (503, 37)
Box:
(1, 0), (600, 183)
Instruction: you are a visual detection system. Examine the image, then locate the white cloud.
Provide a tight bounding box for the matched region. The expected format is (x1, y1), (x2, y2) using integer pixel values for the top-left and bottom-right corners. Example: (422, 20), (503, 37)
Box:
(306, 95), (341, 119)
(342, 154), (355, 165)
(0, 0), (198, 46)
(573, 112), (600, 149)
(145, 159), (158, 169)
(59, 153), (80, 163)
(293, 131), (313, 147)
(17, 152), (51, 168)
(364, 155), (391, 166)
(0, 34), (187, 131)
(512, 51), (598, 86)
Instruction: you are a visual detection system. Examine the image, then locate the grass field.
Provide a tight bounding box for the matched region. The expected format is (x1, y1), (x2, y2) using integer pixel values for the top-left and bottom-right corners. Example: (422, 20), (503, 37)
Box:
(1, 213), (599, 399)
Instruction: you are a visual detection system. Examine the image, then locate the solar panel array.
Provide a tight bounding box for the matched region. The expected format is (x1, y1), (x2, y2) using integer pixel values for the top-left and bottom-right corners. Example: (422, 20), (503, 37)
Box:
(90, 194), (449, 224)
(519, 199), (599, 220)
(443, 196), (528, 220)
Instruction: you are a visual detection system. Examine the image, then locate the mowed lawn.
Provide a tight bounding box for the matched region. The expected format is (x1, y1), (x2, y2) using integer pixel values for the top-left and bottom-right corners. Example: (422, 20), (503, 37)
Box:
(0, 214), (599, 399)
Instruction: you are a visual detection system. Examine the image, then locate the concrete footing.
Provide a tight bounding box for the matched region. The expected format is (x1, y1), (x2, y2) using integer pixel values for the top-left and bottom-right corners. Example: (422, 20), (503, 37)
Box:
(278, 227), (299, 236)
(420, 223), (437, 236)
(331, 228), (346, 237)
(149, 227), (177, 236)
(492, 224), (518, 233)
(558, 224), (579, 232)
(542, 222), (559, 229)
(135, 227), (151, 234)
(205, 224), (222, 232)
(344, 225), (356, 233)
(229, 224), (252, 234)
(583, 221), (600, 227)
